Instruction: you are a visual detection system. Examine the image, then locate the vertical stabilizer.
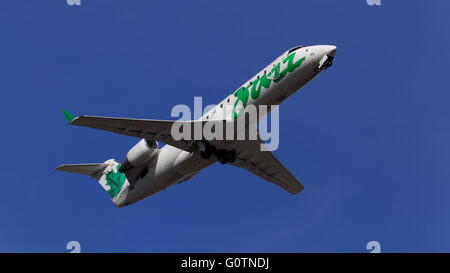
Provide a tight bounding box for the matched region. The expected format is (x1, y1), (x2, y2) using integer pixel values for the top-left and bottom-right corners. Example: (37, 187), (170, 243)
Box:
(56, 159), (130, 207)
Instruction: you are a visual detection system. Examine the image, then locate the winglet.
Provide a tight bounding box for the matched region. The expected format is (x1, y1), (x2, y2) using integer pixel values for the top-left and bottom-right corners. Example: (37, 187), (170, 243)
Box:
(62, 110), (76, 123)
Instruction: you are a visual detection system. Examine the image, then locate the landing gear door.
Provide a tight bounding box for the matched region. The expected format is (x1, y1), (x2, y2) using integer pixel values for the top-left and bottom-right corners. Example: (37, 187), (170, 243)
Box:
(317, 54), (334, 71)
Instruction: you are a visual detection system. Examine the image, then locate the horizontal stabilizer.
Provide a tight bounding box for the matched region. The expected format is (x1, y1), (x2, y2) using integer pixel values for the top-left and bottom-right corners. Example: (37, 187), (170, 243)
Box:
(55, 163), (108, 177)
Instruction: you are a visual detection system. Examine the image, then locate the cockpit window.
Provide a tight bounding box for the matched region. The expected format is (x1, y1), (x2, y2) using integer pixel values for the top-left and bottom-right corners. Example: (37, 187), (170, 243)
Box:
(287, 46), (304, 54)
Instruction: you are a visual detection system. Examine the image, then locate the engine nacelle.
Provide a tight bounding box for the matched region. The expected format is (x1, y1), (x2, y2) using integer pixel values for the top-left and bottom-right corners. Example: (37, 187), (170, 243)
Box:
(119, 139), (158, 173)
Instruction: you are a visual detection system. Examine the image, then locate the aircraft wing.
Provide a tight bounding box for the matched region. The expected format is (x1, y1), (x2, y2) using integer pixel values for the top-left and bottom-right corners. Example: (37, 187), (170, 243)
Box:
(63, 111), (201, 153)
(62, 110), (234, 154)
(217, 138), (304, 194)
(62, 111), (303, 194)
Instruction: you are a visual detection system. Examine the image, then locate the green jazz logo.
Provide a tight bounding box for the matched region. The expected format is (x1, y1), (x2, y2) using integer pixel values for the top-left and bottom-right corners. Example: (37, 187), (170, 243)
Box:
(231, 52), (306, 119)
(104, 164), (127, 198)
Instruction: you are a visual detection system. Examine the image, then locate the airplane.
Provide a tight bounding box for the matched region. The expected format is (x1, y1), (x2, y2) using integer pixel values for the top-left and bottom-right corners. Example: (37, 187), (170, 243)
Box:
(56, 45), (337, 207)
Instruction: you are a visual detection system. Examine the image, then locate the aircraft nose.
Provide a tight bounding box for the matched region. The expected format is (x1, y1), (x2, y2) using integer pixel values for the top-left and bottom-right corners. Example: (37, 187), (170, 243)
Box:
(323, 45), (337, 57)
(315, 45), (336, 71)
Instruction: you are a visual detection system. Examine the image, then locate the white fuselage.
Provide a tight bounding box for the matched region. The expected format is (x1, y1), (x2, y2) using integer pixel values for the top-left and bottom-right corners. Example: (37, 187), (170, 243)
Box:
(115, 45), (336, 207)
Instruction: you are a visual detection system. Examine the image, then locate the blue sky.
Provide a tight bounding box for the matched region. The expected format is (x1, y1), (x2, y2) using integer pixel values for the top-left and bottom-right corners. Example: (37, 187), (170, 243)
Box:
(1, 0), (450, 252)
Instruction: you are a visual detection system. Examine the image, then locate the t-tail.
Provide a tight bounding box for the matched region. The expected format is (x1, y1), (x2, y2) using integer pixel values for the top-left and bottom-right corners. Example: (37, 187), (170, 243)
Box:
(55, 159), (130, 207)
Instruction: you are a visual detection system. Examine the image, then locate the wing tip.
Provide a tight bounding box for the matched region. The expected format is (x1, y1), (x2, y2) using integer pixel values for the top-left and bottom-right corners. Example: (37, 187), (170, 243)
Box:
(289, 183), (304, 195)
(61, 109), (76, 123)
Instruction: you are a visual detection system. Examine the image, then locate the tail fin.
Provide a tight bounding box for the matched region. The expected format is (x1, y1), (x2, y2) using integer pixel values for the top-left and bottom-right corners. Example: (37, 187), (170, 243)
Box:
(56, 159), (129, 206)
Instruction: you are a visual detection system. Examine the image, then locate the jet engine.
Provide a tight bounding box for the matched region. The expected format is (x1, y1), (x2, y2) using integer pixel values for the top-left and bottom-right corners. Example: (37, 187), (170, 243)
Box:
(119, 139), (158, 173)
